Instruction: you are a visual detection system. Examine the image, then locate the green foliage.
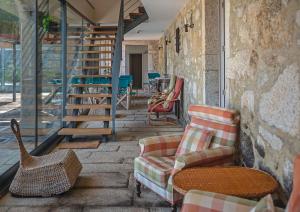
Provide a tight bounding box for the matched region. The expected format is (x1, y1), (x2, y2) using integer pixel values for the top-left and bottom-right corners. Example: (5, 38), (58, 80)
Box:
(42, 15), (53, 32)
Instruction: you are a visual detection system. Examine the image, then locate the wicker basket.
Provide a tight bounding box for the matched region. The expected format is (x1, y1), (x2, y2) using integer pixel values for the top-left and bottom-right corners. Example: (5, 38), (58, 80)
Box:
(9, 119), (82, 197)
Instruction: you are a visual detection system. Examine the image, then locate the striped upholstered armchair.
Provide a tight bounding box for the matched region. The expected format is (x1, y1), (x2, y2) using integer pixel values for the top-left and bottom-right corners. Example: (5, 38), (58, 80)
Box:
(134, 105), (240, 209)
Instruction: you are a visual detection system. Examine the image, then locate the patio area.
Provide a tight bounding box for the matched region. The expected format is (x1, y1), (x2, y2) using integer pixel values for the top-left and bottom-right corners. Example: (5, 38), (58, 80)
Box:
(0, 97), (184, 211)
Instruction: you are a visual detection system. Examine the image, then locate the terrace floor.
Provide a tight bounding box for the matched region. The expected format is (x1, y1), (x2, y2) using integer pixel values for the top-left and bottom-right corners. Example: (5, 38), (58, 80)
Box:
(0, 97), (184, 212)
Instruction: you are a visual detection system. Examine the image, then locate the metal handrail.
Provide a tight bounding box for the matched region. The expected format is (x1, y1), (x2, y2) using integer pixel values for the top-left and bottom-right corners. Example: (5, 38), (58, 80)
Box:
(111, 0), (124, 135)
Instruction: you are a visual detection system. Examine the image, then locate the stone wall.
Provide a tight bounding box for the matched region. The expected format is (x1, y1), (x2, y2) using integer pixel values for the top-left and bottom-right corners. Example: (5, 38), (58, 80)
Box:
(225, 0), (300, 197)
(158, 0), (220, 121)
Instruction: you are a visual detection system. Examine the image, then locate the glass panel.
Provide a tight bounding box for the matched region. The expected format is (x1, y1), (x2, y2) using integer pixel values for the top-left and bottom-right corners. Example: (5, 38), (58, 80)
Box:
(37, 0), (62, 142)
(66, 7), (84, 128)
(0, 0), (36, 175)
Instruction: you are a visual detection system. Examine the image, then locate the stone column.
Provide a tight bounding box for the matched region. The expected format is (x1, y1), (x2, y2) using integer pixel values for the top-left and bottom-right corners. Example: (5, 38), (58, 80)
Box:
(203, 0), (221, 106)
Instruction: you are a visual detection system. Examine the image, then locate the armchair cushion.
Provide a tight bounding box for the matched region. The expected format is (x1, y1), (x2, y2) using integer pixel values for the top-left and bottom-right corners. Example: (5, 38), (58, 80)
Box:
(139, 134), (183, 157)
(176, 125), (214, 156)
(173, 147), (235, 174)
(134, 156), (175, 188)
(162, 91), (175, 109)
(181, 190), (256, 212)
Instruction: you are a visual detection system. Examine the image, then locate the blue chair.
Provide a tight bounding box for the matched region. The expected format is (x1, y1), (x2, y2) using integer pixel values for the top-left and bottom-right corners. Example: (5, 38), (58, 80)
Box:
(117, 77), (131, 110)
(148, 72), (160, 93)
(148, 73), (160, 80)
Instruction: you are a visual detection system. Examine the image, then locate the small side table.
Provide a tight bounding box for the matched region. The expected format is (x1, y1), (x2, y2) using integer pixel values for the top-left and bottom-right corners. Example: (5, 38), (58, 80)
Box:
(173, 167), (278, 199)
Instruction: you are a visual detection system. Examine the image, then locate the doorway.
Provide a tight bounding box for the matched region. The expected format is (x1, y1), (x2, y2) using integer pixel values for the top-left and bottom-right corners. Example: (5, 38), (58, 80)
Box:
(129, 54), (143, 89)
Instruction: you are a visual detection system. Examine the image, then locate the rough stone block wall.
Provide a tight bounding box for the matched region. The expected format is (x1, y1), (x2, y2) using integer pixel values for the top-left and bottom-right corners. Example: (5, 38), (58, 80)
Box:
(226, 0), (300, 197)
(158, 0), (220, 121)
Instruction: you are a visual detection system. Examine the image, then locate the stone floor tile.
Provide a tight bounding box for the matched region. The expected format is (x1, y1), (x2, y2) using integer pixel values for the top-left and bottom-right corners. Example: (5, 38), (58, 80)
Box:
(0, 195), (60, 207)
(3, 206), (83, 212)
(149, 208), (172, 212)
(83, 207), (149, 212)
(133, 190), (170, 208)
(81, 163), (133, 173)
(98, 145), (120, 152)
(81, 152), (137, 164)
(75, 172), (129, 188)
(59, 189), (132, 206)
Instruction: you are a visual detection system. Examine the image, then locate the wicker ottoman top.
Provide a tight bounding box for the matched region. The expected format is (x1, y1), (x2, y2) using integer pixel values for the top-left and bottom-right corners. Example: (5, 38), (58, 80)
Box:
(173, 167), (278, 198)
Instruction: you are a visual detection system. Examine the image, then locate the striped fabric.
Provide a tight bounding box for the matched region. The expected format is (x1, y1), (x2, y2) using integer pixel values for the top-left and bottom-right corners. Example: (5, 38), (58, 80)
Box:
(182, 190), (256, 212)
(172, 147), (235, 175)
(190, 116), (238, 148)
(139, 134), (183, 157)
(188, 105), (240, 124)
(176, 125), (214, 156)
(134, 156), (175, 187)
(188, 105), (240, 148)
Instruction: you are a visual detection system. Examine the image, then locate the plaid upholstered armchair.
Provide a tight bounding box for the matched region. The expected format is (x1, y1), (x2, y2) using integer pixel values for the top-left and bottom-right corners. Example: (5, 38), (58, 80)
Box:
(134, 105), (240, 209)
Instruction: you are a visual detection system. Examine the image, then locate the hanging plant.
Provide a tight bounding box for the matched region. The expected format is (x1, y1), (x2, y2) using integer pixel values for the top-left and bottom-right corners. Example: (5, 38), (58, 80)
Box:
(42, 14), (53, 32)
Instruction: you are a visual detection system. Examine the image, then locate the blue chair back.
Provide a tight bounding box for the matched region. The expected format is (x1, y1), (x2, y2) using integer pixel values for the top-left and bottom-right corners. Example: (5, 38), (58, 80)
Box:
(119, 77), (130, 89)
(120, 75), (133, 85)
(148, 73), (160, 80)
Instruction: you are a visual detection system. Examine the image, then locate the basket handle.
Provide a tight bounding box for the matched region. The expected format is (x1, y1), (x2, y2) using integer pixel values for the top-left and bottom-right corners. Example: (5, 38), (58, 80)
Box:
(10, 119), (31, 165)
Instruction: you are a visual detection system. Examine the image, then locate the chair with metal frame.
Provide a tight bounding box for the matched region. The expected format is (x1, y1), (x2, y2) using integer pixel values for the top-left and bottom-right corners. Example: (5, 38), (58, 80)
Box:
(148, 77), (184, 124)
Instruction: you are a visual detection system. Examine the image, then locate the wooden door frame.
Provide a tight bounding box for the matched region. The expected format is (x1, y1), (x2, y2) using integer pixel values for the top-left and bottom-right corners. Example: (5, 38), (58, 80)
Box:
(129, 53), (143, 89)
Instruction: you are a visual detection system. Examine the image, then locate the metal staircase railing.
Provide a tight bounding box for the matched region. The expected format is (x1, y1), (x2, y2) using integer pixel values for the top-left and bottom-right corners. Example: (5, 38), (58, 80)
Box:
(111, 0), (124, 135)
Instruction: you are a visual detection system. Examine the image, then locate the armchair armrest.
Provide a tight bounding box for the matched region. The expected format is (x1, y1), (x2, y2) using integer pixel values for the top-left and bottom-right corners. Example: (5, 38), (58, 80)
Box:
(139, 133), (183, 157)
(182, 190), (256, 212)
(172, 147), (235, 174)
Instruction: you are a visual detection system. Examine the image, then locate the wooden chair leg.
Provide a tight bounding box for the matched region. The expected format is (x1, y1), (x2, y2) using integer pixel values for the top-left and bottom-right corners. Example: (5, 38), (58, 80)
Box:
(136, 180), (141, 197)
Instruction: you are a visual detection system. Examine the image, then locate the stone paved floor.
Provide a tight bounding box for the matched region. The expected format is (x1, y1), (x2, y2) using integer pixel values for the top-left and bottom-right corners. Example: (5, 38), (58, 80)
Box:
(0, 98), (184, 212)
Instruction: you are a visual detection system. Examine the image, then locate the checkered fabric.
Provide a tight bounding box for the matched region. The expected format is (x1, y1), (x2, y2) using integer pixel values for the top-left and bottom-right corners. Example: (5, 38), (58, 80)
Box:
(176, 125), (214, 156)
(181, 190), (256, 212)
(190, 116), (238, 148)
(139, 134), (183, 157)
(172, 147), (235, 175)
(188, 105), (240, 124)
(188, 105), (240, 148)
(134, 156), (175, 187)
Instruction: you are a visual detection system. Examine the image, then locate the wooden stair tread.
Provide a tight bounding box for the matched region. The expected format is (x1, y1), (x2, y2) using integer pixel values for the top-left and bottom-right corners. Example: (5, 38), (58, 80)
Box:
(85, 31), (116, 35)
(80, 50), (113, 54)
(63, 115), (112, 122)
(58, 128), (112, 136)
(82, 44), (114, 47)
(71, 66), (112, 70)
(66, 104), (112, 109)
(71, 84), (112, 87)
(69, 74), (112, 78)
(79, 58), (112, 62)
(91, 26), (118, 30)
(85, 37), (115, 41)
(68, 93), (112, 98)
